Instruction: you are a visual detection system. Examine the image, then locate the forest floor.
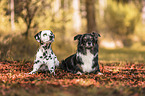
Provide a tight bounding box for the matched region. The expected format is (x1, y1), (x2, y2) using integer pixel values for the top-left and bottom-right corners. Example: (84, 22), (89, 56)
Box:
(0, 49), (145, 96)
(0, 61), (145, 96)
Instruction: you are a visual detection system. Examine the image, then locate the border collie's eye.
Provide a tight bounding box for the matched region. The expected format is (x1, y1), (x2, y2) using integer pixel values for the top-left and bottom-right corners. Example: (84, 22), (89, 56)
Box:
(83, 38), (87, 41)
(43, 33), (47, 36)
(83, 37), (87, 41)
(90, 37), (93, 40)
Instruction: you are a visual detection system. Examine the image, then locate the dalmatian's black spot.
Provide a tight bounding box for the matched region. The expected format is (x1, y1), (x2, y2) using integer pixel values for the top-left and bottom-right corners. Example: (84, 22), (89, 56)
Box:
(44, 56), (47, 59)
(50, 70), (52, 72)
(47, 44), (51, 49)
(40, 56), (43, 58)
(50, 32), (53, 35)
(48, 55), (52, 59)
(51, 67), (54, 69)
(43, 46), (47, 50)
(40, 42), (44, 45)
(45, 51), (47, 53)
(34, 60), (40, 64)
(49, 55), (51, 58)
(43, 53), (46, 56)
(51, 51), (53, 55)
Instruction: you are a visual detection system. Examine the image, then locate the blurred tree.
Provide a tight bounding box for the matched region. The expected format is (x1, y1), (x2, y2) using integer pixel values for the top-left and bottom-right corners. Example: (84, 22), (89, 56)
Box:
(142, 0), (145, 24)
(104, 1), (139, 46)
(116, 0), (130, 3)
(0, 0), (11, 33)
(85, 0), (97, 33)
(72, 0), (81, 32)
(2, 0), (48, 38)
(5, 0), (39, 37)
(99, 0), (107, 19)
(10, 0), (15, 31)
(54, 0), (60, 17)
(15, 0), (41, 38)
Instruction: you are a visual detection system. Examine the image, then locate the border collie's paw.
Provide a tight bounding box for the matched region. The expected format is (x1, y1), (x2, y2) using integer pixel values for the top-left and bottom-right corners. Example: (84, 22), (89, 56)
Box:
(76, 71), (83, 75)
(97, 72), (103, 75)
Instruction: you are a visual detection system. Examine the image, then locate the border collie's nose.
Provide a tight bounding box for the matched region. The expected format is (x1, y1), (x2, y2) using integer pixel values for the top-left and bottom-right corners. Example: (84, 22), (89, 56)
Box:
(88, 42), (91, 45)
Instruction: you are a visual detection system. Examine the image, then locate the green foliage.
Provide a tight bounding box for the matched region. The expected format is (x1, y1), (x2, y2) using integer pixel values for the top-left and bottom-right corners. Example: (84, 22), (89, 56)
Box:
(99, 48), (145, 63)
(0, 0), (145, 60)
(104, 1), (140, 40)
(0, 1), (11, 34)
(0, 35), (38, 61)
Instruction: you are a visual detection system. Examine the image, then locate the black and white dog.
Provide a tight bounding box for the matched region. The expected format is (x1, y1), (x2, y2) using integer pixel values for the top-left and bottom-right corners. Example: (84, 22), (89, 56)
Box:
(61, 32), (102, 75)
(29, 30), (59, 74)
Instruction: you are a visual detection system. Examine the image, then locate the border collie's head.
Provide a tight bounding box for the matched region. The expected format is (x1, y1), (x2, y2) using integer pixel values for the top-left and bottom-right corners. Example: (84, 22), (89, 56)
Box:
(74, 32), (101, 49)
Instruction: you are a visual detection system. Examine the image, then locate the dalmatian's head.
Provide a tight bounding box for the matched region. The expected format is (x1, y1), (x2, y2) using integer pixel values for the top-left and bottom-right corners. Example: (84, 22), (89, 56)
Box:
(34, 30), (55, 44)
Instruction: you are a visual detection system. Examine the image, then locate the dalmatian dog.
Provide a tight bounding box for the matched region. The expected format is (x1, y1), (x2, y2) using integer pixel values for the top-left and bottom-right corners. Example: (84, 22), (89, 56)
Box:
(29, 30), (59, 75)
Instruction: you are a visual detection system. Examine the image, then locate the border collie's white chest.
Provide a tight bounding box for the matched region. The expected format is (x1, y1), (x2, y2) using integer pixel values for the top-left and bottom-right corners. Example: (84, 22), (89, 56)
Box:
(77, 50), (95, 72)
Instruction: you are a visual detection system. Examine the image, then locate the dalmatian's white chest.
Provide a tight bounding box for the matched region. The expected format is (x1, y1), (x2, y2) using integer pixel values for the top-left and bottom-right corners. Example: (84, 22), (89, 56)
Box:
(77, 50), (95, 72)
(36, 47), (53, 60)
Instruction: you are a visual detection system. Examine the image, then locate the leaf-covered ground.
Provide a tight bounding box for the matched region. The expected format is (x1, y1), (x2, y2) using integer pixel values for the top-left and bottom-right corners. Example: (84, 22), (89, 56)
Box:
(0, 61), (145, 96)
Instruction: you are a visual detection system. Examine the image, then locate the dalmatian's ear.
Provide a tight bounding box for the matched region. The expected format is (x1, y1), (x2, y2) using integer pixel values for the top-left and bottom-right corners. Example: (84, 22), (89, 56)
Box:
(50, 31), (55, 38)
(34, 31), (42, 42)
(74, 34), (82, 40)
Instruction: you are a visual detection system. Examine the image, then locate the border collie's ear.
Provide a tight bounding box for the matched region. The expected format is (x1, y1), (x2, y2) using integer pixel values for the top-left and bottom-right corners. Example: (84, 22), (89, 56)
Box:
(34, 31), (42, 42)
(74, 34), (82, 40)
(91, 32), (101, 38)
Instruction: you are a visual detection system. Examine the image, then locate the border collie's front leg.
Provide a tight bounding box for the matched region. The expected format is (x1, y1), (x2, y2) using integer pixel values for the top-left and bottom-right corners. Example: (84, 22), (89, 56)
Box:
(93, 56), (103, 75)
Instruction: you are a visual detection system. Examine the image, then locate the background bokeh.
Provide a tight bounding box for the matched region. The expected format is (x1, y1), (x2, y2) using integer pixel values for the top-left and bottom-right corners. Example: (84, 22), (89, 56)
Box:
(0, 0), (145, 62)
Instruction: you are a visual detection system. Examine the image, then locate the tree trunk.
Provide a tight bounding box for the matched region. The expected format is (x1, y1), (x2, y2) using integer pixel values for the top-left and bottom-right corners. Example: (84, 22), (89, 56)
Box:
(54, 0), (60, 17)
(142, 0), (145, 24)
(23, 18), (32, 39)
(72, 0), (81, 32)
(85, 0), (97, 33)
(99, 0), (107, 19)
(11, 0), (15, 31)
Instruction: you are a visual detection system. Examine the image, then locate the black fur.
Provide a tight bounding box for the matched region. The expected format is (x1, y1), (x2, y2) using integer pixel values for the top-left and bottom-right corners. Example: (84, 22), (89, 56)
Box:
(61, 32), (101, 74)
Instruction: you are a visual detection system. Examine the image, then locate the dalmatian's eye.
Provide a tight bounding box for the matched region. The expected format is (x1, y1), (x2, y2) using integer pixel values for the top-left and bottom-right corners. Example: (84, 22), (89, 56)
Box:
(50, 36), (53, 38)
(43, 33), (47, 36)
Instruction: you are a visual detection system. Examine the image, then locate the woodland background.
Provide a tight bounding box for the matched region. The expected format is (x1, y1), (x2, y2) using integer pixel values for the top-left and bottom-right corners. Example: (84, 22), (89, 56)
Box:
(0, 0), (145, 96)
(0, 0), (145, 62)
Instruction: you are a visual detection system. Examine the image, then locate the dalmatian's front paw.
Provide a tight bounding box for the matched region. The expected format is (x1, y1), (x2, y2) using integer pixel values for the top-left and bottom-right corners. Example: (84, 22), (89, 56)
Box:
(29, 71), (36, 75)
(55, 60), (59, 67)
(53, 72), (55, 75)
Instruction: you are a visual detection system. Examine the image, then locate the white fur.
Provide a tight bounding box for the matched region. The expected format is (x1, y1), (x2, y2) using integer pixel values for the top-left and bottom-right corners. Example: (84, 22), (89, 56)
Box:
(41, 30), (54, 43)
(77, 50), (96, 73)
